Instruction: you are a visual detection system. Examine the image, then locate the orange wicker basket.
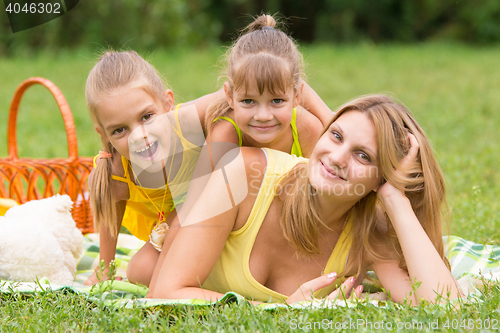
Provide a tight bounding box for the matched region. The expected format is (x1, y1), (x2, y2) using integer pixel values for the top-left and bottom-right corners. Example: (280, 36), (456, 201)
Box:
(0, 77), (94, 233)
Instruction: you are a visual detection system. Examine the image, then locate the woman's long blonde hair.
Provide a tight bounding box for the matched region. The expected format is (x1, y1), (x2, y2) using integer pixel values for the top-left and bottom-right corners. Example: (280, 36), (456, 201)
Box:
(278, 95), (449, 277)
(85, 50), (168, 236)
(205, 14), (304, 138)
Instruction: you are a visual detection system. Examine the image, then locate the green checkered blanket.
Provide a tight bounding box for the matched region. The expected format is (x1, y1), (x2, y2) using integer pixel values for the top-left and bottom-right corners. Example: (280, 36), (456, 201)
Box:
(74, 233), (145, 286)
(444, 236), (500, 280)
(1, 234), (499, 308)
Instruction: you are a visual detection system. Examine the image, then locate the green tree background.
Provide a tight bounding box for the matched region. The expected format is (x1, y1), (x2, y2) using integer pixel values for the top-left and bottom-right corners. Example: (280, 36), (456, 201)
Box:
(1, 0), (500, 56)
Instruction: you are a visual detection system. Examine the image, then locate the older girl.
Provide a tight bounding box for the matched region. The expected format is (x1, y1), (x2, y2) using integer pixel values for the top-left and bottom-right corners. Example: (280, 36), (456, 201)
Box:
(84, 51), (217, 286)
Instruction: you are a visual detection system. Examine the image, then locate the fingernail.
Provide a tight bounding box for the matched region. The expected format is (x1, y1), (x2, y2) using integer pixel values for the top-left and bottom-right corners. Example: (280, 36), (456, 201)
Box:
(327, 272), (337, 279)
(357, 285), (363, 292)
(350, 276), (355, 283)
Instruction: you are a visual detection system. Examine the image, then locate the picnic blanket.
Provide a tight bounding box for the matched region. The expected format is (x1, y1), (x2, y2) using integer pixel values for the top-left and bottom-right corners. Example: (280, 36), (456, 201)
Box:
(1, 234), (499, 309)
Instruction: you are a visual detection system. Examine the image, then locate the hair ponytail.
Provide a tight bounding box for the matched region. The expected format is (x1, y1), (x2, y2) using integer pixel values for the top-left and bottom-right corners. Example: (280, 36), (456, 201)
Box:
(89, 142), (118, 237)
(246, 14), (276, 32)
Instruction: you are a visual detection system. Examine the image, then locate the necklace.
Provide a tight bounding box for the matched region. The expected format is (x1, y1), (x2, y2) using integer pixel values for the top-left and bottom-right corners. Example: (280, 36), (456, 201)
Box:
(131, 128), (177, 252)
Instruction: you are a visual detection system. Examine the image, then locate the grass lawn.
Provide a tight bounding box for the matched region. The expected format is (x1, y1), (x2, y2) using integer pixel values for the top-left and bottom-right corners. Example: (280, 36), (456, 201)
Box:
(1, 43), (500, 331)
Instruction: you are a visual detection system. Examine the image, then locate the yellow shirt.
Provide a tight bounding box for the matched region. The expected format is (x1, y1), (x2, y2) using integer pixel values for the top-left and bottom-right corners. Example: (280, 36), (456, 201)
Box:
(213, 107), (304, 157)
(202, 148), (353, 302)
(94, 105), (202, 241)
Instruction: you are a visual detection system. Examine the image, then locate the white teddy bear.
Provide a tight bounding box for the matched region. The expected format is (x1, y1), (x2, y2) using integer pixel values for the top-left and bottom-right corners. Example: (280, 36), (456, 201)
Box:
(0, 194), (84, 284)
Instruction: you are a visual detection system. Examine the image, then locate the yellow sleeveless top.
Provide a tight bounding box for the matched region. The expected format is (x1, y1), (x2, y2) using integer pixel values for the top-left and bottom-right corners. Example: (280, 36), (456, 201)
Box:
(213, 107), (303, 157)
(93, 105), (202, 241)
(202, 148), (353, 303)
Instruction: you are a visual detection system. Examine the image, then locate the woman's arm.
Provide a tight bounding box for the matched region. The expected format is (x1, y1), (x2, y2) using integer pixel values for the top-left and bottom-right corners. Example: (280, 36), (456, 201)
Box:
(374, 195), (459, 304)
(152, 148), (265, 300)
(374, 134), (460, 303)
(299, 80), (333, 127)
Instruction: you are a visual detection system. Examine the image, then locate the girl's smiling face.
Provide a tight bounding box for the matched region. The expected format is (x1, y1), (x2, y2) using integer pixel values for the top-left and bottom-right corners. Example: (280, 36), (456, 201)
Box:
(96, 83), (174, 171)
(308, 110), (382, 201)
(225, 82), (298, 146)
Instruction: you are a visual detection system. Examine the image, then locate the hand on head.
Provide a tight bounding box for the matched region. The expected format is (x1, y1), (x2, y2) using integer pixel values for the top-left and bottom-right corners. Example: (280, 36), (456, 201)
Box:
(375, 132), (420, 202)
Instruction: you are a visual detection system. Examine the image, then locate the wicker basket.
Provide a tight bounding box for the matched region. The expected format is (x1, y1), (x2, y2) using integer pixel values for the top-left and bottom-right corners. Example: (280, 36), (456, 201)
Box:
(0, 77), (94, 234)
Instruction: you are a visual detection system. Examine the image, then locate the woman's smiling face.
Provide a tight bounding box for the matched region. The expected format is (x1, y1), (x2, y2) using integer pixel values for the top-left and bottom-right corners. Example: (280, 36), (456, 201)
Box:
(308, 110), (382, 200)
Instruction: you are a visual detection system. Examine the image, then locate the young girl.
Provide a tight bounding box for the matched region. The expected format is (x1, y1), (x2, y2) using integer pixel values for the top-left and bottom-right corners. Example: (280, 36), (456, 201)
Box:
(84, 51), (220, 286)
(205, 14), (331, 158)
(151, 95), (460, 304)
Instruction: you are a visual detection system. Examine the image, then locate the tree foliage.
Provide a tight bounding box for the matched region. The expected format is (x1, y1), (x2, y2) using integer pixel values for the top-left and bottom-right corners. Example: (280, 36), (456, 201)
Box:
(1, 0), (500, 56)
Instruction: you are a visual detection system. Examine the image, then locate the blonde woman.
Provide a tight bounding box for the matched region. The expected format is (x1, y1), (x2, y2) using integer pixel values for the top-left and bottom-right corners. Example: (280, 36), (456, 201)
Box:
(150, 95), (460, 304)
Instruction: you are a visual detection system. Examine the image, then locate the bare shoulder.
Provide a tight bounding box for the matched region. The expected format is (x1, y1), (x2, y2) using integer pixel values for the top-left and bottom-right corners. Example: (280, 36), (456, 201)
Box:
(295, 106), (323, 157)
(241, 146), (267, 177)
(209, 112), (239, 145)
(216, 146), (267, 184)
(221, 147), (267, 231)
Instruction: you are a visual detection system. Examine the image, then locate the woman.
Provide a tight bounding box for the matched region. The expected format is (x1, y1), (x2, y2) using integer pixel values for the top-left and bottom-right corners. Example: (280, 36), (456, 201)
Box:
(149, 95), (460, 304)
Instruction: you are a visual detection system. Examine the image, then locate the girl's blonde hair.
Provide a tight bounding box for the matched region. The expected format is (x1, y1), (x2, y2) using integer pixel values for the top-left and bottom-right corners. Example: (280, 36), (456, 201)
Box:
(278, 94), (449, 278)
(85, 50), (168, 236)
(205, 14), (304, 137)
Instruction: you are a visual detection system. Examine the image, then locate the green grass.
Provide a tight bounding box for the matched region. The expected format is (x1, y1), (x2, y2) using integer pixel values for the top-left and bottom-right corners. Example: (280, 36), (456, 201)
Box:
(1, 279), (500, 332)
(1, 43), (500, 331)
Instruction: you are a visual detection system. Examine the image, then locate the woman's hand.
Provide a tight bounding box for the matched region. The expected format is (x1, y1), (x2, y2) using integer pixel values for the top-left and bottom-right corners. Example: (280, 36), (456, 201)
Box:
(286, 273), (363, 304)
(376, 132), (419, 204)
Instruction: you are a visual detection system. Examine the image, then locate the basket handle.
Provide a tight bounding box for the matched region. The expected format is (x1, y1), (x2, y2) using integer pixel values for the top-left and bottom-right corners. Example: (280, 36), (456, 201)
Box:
(8, 77), (79, 161)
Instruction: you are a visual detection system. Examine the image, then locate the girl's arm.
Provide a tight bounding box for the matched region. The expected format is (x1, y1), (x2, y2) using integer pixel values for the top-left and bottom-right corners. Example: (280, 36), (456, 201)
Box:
(181, 88), (225, 130)
(84, 153), (129, 286)
(373, 134), (460, 304)
(152, 148), (265, 300)
(294, 106), (323, 158)
(84, 199), (126, 285)
(299, 80), (333, 127)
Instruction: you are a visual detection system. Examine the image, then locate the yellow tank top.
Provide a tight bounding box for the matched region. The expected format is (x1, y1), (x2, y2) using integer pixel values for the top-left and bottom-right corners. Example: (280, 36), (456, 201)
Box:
(93, 105), (202, 241)
(213, 107), (303, 157)
(202, 148), (353, 303)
